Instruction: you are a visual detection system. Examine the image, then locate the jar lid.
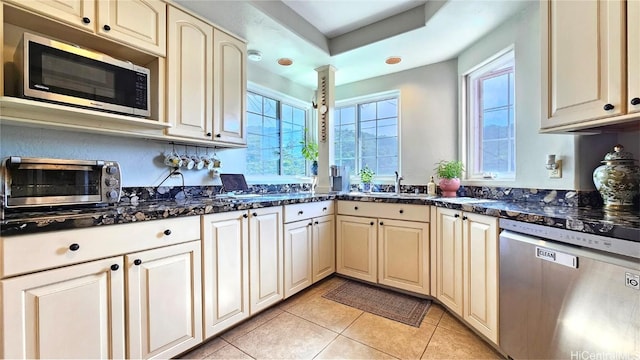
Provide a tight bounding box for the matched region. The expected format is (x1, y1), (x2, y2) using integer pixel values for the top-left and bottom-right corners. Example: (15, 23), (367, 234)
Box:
(603, 144), (637, 162)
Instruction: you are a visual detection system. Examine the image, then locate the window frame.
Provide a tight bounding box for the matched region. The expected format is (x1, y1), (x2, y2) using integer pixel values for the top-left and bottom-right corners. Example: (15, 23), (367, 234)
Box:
(334, 90), (401, 183)
(246, 82), (312, 180)
(462, 47), (516, 181)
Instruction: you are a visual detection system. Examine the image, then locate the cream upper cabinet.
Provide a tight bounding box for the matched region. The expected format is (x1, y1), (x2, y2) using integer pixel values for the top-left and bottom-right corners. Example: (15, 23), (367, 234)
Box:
(213, 28), (247, 145)
(5, 0), (166, 56)
(540, 0), (635, 131)
(249, 207), (284, 314)
(336, 215), (378, 283)
(1, 256), (125, 359)
(434, 208), (463, 314)
(378, 218), (430, 295)
(462, 212), (498, 344)
(201, 211), (250, 339)
(97, 0), (166, 57)
(126, 241), (202, 359)
(283, 201), (335, 297)
(3, 0), (95, 31)
(166, 6), (214, 140)
(628, 0), (640, 114)
(434, 207), (499, 344)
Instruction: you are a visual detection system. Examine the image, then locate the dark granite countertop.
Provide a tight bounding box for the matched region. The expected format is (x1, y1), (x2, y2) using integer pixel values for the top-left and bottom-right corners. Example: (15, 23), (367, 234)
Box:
(1, 192), (638, 243)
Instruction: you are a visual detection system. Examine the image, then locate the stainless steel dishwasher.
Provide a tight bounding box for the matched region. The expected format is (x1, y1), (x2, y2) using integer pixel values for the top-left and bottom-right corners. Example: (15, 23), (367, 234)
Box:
(499, 219), (640, 360)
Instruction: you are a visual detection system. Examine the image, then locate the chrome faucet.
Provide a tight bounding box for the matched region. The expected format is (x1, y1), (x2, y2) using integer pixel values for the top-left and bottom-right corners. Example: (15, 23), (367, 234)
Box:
(394, 171), (404, 195)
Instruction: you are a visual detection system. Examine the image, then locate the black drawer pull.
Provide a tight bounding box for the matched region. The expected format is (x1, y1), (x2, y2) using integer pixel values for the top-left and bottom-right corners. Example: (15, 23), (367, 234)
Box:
(110, 264), (119, 271)
(322, 207), (327, 211)
(462, 216), (468, 220)
(399, 209), (404, 214)
(134, 259), (142, 266)
(631, 97), (640, 106)
(82, 17), (91, 24)
(370, 221), (374, 226)
(354, 206), (359, 210)
(206, 132), (212, 137)
(164, 229), (172, 236)
(243, 213), (248, 218)
(314, 221), (319, 225)
(298, 210), (304, 215)
(379, 221), (384, 226)
(603, 103), (614, 111)
(103, 24), (111, 31)
(69, 243), (80, 251)
(308, 222), (313, 226)
(454, 214), (460, 218)
(252, 212), (258, 217)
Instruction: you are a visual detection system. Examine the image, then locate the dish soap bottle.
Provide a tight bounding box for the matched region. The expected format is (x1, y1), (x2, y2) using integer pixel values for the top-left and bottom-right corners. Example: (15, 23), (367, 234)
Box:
(427, 176), (437, 196)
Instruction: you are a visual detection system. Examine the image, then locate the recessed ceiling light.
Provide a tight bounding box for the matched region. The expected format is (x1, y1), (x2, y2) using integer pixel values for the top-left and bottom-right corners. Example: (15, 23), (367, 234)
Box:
(277, 58), (293, 66)
(247, 50), (262, 62)
(385, 56), (402, 65)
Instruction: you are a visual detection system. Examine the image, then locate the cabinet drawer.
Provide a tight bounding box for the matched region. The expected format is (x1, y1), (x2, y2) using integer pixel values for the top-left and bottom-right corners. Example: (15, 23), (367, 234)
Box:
(284, 201), (334, 223)
(0, 216), (200, 278)
(337, 201), (429, 222)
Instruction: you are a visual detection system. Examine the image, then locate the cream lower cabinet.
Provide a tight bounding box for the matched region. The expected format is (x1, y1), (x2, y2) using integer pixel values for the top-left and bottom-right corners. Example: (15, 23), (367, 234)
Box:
(336, 201), (430, 295)
(283, 201), (335, 298)
(1, 257), (126, 359)
(249, 207), (284, 314)
(0, 217), (202, 359)
(434, 207), (499, 344)
(126, 241), (203, 359)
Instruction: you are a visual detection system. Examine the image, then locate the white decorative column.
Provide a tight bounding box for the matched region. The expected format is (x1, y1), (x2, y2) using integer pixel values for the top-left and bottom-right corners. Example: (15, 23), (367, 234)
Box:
(315, 65), (336, 193)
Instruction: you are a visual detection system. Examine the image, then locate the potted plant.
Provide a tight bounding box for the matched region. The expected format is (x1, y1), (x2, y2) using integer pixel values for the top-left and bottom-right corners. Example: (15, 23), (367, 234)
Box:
(435, 160), (464, 197)
(359, 165), (375, 192)
(300, 139), (319, 175)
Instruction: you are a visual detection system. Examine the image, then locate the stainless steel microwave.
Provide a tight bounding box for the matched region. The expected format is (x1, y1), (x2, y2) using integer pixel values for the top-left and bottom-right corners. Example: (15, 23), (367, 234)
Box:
(15, 32), (150, 117)
(2, 156), (122, 209)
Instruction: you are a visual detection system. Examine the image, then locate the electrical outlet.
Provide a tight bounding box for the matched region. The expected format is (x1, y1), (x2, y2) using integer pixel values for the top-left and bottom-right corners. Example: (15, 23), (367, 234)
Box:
(548, 160), (562, 178)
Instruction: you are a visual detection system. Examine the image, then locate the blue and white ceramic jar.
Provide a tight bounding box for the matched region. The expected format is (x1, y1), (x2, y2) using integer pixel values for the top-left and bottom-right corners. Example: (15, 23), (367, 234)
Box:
(593, 144), (640, 209)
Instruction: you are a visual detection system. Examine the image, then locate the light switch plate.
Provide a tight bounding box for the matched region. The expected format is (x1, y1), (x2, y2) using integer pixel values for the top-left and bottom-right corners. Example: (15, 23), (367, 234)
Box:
(548, 160), (562, 178)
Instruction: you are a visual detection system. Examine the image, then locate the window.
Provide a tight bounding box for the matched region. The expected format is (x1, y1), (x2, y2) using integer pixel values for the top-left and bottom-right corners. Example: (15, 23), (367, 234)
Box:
(465, 49), (515, 179)
(334, 93), (399, 177)
(246, 90), (307, 175)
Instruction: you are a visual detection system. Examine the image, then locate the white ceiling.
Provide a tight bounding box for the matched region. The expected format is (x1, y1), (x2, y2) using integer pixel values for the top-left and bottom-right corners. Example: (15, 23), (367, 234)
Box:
(175, 0), (534, 90)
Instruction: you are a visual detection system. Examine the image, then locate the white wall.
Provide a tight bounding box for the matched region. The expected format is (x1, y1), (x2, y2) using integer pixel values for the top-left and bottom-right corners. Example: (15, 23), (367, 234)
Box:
(335, 59), (459, 185)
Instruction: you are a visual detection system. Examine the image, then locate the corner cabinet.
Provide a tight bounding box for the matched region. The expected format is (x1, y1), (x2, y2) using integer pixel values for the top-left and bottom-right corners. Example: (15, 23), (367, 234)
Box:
(541, 0), (639, 132)
(434, 208), (499, 344)
(336, 201), (430, 295)
(166, 5), (247, 146)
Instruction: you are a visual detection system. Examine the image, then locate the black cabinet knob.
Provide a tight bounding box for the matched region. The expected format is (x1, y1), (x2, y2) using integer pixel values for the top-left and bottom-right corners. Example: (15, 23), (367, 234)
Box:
(69, 243), (80, 251)
(243, 213), (248, 218)
(134, 259), (142, 266)
(322, 207), (327, 211)
(399, 209), (404, 214)
(82, 17), (91, 24)
(308, 222), (313, 226)
(314, 221), (319, 225)
(462, 216), (468, 221)
(164, 229), (172, 236)
(216, 134), (222, 138)
(603, 103), (614, 111)
(631, 97), (640, 106)
(379, 221), (384, 226)
(110, 264), (119, 271)
(206, 132), (212, 137)
(454, 214), (460, 218)
(252, 212), (258, 217)
(354, 206), (359, 210)
(298, 210), (304, 215)
(103, 24), (111, 31)
(370, 221), (374, 226)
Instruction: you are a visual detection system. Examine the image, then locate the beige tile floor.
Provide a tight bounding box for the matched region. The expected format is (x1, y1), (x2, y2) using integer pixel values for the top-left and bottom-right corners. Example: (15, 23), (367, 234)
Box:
(179, 276), (503, 360)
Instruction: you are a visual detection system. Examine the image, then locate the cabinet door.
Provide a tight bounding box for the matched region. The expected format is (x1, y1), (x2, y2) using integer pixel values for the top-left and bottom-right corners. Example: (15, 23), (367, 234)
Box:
(462, 213), (499, 344)
(1, 257), (125, 359)
(201, 211), (249, 338)
(97, 0), (167, 56)
(336, 215), (377, 283)
(166, 6), (213, 140)
(127, 241), (203, 359)
(435, 208), (463, 315)
(4, 0), (95, 31)
(249, 207), (284, 313)
(629, 0), (640, 114)
(312, 215), (336, 283)
(283, 219), (313, 298)
(378, 218), (429, 295)
(541, 0), (625, 128)
(212, 28), (246, 145)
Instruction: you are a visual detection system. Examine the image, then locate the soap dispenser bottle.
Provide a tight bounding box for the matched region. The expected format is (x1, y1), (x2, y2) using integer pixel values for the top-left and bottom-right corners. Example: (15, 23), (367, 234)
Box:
(427, 176), (437, 196)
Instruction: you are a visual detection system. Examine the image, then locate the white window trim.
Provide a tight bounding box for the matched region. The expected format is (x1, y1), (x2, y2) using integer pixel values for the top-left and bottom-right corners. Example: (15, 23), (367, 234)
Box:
(246, 82), (314, 184)
(335, 89), (401, 184)
(461, 45), (516, 182)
